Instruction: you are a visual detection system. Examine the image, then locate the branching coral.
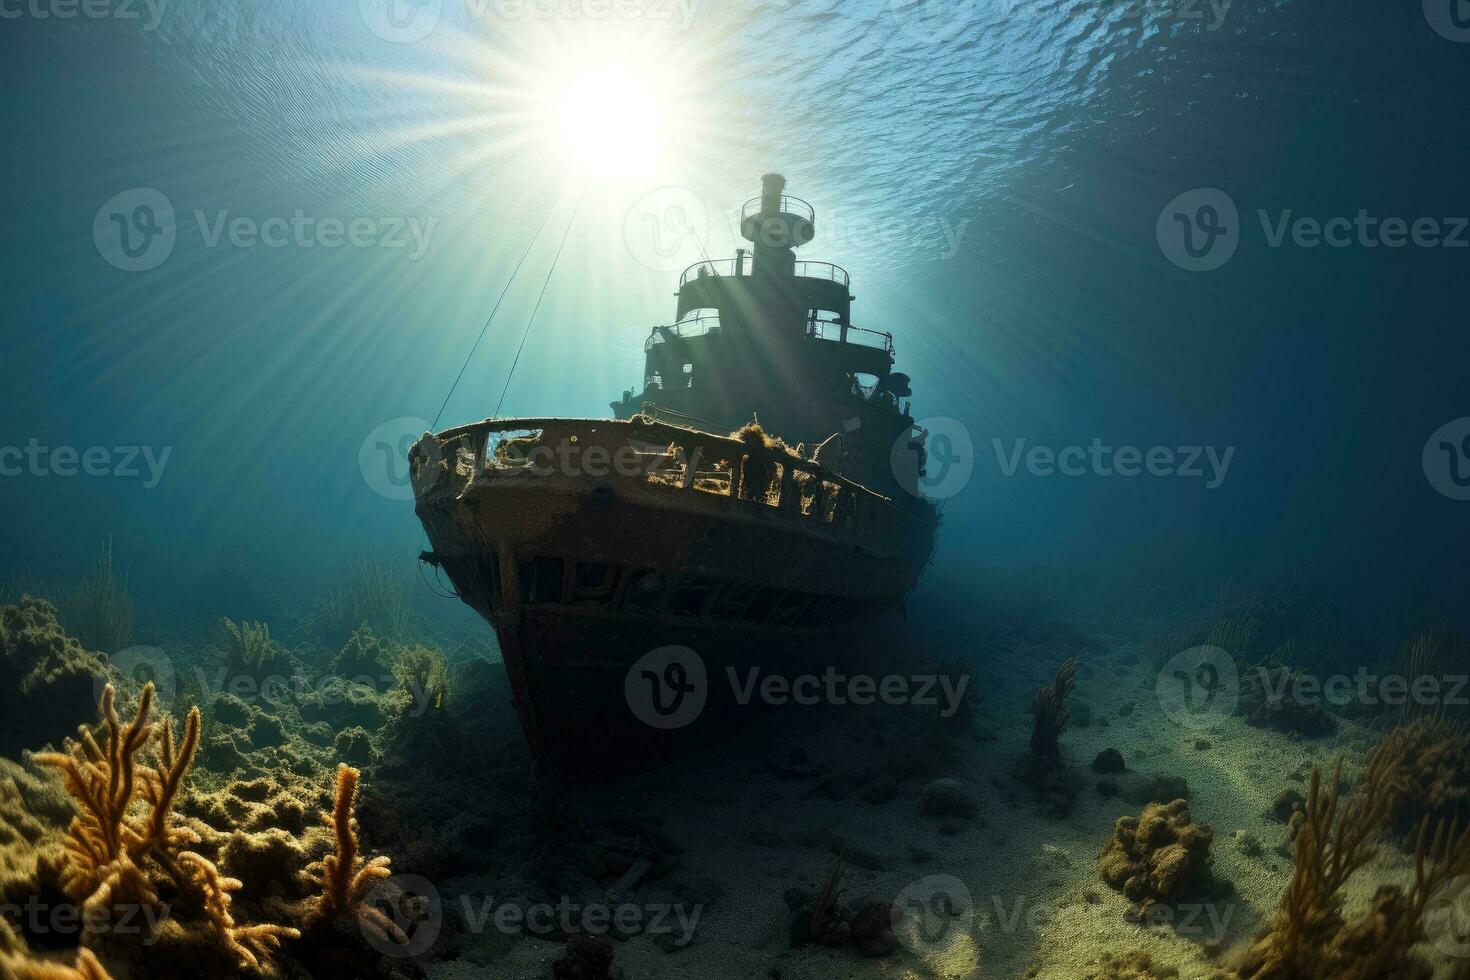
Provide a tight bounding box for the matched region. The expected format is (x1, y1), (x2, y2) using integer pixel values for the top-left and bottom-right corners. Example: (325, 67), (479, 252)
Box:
(218, 618), (286, 675)
(303, 764), (404, 946)
(392, 644), (450, 712)
(1379, 717), (1470, 837)
(32, 683), (176, 907)
(31, 682), (299, 973)
(177, 851), (298, 971)
(0, 932), (113, 980)
(1233, 731), (1470, 980)
(1030, 657), (1077, 766)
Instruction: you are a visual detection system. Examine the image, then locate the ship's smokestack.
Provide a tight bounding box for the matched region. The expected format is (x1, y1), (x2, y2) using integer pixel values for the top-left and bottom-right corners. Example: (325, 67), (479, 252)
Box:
(760, 173), (786, 216)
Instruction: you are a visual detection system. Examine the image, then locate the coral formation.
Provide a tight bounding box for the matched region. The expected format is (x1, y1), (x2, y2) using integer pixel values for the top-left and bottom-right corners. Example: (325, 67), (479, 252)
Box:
(1238, 664), (1335, 736)
(31, 682), (300, 972)
(1098, 799), (1213, 913)
(1378, 716), (1470, 836)
(0, 919), (113, 979)
(1030, 657), (1077, 766)
(217, 618), (290, 678)
(0, 598), (115, 757)
(1083, 949), (1180, 979)
(1232, 735), (1470, 979)
(302, 764), (402, 947)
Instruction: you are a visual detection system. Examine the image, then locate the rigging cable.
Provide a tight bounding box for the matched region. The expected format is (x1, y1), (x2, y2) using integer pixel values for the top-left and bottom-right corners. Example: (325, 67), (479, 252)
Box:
(431, 195), (559, 430)
(492, 186), (585, 419)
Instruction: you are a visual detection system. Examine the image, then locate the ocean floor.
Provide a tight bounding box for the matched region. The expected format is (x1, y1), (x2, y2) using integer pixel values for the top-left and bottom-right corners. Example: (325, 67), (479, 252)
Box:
(2, 560), (1468, 979)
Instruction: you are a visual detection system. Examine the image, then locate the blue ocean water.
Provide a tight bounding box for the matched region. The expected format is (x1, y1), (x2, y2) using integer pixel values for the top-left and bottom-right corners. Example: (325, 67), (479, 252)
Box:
(0, 0), (1465, 632)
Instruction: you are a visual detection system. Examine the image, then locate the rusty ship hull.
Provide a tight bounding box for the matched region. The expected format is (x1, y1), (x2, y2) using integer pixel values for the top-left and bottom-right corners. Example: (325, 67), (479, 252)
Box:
(412, 415), (937, 782)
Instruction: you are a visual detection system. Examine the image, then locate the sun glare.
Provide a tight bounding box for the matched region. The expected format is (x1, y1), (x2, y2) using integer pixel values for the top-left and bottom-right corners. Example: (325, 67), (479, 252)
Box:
(553, 67), (664, 178)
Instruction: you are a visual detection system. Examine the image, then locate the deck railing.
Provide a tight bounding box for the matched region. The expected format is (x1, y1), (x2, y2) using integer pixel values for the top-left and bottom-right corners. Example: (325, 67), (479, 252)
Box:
(741, 194), (816, 225)
(679, 258), (850, 288)
(411, 416), (929, 539)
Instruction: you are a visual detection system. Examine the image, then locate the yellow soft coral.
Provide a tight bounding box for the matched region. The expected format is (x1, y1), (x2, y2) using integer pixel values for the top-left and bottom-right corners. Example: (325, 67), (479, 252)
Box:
(31, 682), (299, 973)
(177, 851), (299, 971)
(32, 683), (174, 909)
(1234, 732), (1470, 979)
(303, 764), (404, 945)
(0, 947), (113, 980)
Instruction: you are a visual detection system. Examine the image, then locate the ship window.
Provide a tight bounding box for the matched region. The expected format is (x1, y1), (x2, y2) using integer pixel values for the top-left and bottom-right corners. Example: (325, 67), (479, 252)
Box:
(667, 577), (715, 617)
(623, 569), (667, 612)
(485, 429), (544, 470)
(518, 556), (565, 604)
(819, 482), (844, 523)
(626, 439), (680, 486)
(691, 456), (733, 496)
(741, 587), (784, 623)
(739, 457), (783, 506)
(572, 561), (619, 603)
(792, 471), (818, 516)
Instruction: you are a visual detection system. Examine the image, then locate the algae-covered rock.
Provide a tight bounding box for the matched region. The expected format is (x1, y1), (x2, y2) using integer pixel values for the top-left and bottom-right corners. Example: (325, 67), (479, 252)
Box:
(1099, 799), (1213, 911)
(1239, 665), (1335, 736)
(0, 598), (115, 755)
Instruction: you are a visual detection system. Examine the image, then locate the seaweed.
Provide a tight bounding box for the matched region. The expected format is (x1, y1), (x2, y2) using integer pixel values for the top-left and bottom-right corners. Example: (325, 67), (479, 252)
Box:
(1029, 657), (1077, 767)
(1233, 732), (1470, 979)
(58, 540), (133, 655)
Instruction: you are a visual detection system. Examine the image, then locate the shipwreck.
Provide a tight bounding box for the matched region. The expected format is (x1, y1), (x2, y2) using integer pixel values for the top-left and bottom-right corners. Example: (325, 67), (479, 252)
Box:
(411, 175), (941, 781)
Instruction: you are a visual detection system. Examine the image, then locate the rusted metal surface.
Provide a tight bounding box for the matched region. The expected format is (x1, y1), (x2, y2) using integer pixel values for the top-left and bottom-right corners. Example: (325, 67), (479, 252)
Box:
(411, 414), (938, 780)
